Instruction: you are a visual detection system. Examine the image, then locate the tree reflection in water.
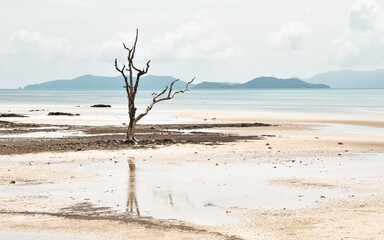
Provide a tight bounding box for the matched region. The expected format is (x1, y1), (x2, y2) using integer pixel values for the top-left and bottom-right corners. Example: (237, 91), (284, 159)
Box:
(126, 158), (140, 216)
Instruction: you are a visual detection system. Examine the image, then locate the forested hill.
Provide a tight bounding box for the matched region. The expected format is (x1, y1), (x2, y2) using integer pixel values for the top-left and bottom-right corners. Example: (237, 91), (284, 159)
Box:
(194, 77), (330, 89)
(307, 69), (384, 88)
(24, 75), (331, 90)
(23, 75), (193, 91)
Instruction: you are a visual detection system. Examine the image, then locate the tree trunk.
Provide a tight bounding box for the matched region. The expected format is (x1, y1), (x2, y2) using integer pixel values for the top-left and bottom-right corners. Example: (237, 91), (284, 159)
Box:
(125, 117), (137, 143)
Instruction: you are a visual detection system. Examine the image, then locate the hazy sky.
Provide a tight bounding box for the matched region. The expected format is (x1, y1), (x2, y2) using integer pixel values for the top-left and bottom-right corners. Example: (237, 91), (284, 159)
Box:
(1, 0), (384, 88)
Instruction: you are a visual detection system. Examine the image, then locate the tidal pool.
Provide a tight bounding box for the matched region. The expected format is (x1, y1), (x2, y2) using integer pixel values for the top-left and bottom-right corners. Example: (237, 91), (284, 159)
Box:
(2, 154), (383, 226)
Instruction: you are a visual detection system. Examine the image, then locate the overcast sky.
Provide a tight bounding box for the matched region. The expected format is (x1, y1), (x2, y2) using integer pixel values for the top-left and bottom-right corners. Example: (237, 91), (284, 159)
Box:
(1, 0), (383, 88)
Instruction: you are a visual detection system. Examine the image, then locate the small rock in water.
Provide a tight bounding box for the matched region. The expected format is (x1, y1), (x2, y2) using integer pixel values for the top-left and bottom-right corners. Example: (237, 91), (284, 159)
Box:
(48, 112), (80, 116)
(91, 104), (111, 108)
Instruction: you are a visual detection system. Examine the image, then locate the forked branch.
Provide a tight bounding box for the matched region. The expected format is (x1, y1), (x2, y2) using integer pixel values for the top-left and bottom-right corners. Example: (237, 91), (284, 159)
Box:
(135, 77), (195, 122)
(114, 59), (131, 90)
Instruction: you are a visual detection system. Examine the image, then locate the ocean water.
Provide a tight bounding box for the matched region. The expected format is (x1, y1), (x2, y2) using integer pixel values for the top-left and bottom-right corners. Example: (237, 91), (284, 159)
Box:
(0, 89), (383, 124)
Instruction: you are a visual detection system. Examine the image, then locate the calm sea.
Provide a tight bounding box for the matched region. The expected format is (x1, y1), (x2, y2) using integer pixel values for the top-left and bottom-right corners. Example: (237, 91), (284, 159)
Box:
(0, 89), (383, 123)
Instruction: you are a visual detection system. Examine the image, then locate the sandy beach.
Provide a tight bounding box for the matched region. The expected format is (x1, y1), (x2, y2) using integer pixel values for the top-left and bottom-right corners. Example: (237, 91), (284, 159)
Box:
(2, 0), (384, 238)
(0, 111), (383, 240)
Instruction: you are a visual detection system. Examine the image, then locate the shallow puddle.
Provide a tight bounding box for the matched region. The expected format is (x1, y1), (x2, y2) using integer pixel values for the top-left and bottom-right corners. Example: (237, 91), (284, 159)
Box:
(2, 154), (383, 226)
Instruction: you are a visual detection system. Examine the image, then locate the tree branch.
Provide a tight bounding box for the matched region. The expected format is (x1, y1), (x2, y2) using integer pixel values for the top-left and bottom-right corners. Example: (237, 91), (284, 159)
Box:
(115, 59), (131, 90)
(135, 77), (195, 122)
(131, 28), (139, 59)
(169, 77), (195, 99)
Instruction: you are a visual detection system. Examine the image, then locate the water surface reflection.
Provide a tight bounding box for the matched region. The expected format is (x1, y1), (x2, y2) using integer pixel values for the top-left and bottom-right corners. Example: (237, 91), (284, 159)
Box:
(126, 159), (140, 216)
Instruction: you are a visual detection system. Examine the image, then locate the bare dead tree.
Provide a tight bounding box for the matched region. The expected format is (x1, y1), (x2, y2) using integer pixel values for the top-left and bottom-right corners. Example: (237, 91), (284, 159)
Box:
(115, 29), (194, 143)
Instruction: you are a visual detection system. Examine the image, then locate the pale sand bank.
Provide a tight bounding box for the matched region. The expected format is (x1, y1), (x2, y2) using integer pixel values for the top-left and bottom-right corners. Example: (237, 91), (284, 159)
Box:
(179, 110), (384, 128)
(1, 120), (384, 239)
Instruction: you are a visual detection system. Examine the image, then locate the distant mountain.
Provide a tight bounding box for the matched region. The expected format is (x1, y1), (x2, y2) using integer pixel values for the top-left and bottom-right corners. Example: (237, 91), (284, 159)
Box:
(193, 77), (330, 89)
(241, 77), (329, 88)
(307, 69), (384, 88)
(23, 75), (193, 91)
(193, 82), (233, 89)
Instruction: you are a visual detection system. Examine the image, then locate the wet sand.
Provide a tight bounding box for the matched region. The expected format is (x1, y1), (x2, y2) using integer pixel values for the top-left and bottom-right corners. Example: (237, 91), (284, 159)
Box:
(180, 110), (384, 128)
(0, 117), (384, 239)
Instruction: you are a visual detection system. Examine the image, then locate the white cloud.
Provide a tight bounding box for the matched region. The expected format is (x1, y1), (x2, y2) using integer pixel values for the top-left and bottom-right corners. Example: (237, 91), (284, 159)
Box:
(78, 14), (242, 63)
(331, 0), (384, 66)
(9, 30), (69, 59)
(147, 14), (242, 60)
(267, 21), (311, 51)
(349, 0), (381, 31)
(0, 30), (71, 88)
(76, 31), (133, 62)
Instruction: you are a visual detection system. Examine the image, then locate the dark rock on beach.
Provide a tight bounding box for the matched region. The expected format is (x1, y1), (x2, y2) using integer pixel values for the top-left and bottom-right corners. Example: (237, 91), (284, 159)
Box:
(0, 113), (28, 118)
(48, 112), (80, 116)
(90, 104), (111, 108)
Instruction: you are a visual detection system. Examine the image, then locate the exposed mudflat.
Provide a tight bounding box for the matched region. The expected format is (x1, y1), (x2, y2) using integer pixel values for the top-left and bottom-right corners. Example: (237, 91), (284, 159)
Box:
(0, 121), (271, 155)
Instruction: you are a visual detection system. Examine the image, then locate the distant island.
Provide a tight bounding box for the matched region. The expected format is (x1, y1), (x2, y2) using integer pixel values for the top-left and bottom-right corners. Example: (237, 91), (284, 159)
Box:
(23, 75), (191, 91)
(17, 68), (384, 90)
(307, 69), (384, 88)
(194, 77), (330, 89)
(23, 75), (330, 90)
